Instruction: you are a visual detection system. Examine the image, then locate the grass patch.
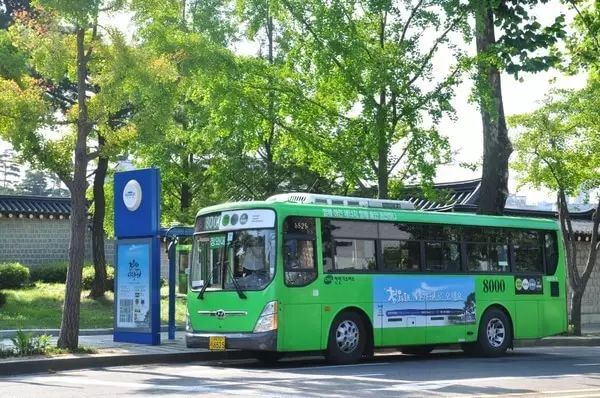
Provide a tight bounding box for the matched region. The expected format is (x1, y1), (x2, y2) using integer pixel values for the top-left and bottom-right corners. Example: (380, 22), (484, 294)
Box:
(46, 346), (98, 355)
(0, 283), (186, 330)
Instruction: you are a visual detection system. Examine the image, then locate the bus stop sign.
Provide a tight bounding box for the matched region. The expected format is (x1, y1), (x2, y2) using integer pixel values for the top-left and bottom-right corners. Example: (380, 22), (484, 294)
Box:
(113, 168), (161, 345)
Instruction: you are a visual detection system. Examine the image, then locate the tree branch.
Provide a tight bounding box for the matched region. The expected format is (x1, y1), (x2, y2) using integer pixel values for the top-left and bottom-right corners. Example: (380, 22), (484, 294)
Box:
(399, 0), (426, 44)
(566, 0), (600, 53)
(387, 139), (411, 174)
(85, 18), (98, 60)
(558, 189), (580, 289)
(405, 9), (466, 90)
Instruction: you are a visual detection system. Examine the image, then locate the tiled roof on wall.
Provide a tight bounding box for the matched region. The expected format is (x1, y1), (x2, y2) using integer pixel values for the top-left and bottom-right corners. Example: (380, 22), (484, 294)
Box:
(0, 194), (72, 217)
(402, 179), (481, 211)
(398, 179), (596, 238)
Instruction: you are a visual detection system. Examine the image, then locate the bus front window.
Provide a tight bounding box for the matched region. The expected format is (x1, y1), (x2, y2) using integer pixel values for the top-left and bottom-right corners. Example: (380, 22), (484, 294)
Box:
(190, 229), (276, 292)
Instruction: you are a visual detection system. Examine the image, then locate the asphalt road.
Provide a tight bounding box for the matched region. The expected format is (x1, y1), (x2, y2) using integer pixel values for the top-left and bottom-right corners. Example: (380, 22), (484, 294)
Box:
(3, 346), (600, 397)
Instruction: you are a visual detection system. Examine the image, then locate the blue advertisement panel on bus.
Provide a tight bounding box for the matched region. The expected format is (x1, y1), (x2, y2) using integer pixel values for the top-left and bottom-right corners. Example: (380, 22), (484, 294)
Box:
(373, 276), (476, 328)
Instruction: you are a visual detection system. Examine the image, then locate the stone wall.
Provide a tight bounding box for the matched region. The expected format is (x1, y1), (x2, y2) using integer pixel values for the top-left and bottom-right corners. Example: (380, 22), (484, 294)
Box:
(0, 217), (115, 268)
(572, 241), (600, 327)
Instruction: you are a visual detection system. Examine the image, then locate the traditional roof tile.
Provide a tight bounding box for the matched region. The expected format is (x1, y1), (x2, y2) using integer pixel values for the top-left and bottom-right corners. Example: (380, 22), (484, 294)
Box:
(398, 179), (596, 237)
(0, 194), (72, 217)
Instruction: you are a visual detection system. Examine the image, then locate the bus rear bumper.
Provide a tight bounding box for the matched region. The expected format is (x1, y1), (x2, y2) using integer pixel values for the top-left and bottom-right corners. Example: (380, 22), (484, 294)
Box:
(185, 330), (277, 351)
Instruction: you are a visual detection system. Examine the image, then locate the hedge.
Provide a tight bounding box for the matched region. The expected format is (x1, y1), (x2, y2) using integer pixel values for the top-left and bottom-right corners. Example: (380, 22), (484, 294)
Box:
(30, 262), (67, 283)
(0, 262), (30, 289)
(82, 265), (115, 292)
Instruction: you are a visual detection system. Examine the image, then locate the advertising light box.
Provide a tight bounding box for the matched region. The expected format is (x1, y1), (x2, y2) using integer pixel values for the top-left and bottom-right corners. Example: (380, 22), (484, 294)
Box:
(114, 238), (160, 344)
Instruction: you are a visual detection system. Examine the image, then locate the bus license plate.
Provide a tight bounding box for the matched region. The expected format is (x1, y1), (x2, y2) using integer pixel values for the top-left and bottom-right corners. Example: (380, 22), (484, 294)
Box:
(208, 336), (226, 351)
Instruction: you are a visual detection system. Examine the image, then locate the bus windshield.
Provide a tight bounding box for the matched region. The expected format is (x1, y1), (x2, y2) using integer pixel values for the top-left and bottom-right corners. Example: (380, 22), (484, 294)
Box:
(190, 229), (276, 292)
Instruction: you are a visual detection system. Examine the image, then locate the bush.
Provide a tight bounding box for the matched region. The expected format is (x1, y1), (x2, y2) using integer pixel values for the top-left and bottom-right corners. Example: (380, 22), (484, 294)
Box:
(0, 291), (6, 307)
(82, 264), (115, 292)
(30, 262), (67, 283)
(0, 262), (30, 289)
(11, 330), (51, 356)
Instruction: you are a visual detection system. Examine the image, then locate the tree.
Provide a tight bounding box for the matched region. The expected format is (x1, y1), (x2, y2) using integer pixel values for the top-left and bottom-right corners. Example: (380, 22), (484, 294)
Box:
(130, 0), (225, 223)
(16, 169), (49, 195)
(268, 0), (466, 199)
(47, 172), (69, 196)
(0, 148), (20, 191)
(472, 1), (566, 215)
(510, 80), (600, 335)
(0, 0), (132, 348)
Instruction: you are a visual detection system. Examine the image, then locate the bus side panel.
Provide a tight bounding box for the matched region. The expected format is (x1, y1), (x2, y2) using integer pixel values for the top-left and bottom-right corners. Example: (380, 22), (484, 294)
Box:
(541, 276), (567, 337)
(280, 303), (322, 351)
(541, 234), (568, 337)
(542, 299), (567, 336)
(514, 300), (541, 339)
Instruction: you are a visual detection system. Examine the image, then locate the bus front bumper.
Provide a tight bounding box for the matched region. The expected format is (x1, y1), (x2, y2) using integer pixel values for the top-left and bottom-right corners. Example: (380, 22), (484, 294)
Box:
(185, 330), (277, 351)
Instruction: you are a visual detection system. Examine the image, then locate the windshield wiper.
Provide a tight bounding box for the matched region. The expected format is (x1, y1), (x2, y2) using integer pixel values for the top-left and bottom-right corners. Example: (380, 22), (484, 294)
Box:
(224, 260), (247, 299)
(197, 280), (210, 300)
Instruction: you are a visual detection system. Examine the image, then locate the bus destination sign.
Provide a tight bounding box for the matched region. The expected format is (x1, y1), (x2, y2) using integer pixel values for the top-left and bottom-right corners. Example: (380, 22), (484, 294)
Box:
(196, 209), (275, 233)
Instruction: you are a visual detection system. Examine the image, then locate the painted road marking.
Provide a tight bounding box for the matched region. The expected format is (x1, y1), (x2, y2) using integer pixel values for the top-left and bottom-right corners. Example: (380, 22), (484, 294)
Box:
(574, 363), (600, 367)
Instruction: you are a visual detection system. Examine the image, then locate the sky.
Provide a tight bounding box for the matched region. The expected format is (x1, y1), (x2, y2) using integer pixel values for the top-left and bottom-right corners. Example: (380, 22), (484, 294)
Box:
(0, 3), (588, 204)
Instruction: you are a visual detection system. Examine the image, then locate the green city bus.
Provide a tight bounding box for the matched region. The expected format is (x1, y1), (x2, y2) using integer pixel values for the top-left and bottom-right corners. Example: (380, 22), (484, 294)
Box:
(185, 193), (567, 364)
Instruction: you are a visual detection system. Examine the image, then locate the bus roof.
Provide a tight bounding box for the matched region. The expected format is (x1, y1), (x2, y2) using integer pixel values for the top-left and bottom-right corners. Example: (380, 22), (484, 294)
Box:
(195, 199), (559, 231)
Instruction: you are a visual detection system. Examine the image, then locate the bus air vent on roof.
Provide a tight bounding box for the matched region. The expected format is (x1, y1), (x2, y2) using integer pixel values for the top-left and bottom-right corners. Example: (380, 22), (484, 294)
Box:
(265, 193), (415, 210)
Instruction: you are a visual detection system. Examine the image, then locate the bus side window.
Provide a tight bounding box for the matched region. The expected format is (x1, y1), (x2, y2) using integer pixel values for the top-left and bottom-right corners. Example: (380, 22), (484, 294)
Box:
(512, 230), (543, 273)
(284, 217), (317, 286)
(544, 232), (558, 275)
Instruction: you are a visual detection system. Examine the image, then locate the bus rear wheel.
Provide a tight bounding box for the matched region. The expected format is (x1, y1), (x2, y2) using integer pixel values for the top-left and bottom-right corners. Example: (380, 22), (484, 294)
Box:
(475, 308), (512, 357)
(326, 311), (366, 364)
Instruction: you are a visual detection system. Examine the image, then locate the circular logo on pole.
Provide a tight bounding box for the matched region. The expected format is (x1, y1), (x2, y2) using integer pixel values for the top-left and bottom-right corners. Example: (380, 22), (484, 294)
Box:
(123, 179), (143, 211)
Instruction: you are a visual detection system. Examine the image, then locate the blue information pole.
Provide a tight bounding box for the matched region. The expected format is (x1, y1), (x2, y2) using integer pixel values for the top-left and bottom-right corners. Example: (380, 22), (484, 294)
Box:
(113, 168), (161, 345)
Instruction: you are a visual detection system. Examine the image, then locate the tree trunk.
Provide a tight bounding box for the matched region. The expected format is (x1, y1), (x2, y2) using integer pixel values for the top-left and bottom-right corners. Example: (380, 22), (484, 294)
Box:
(89, 135), (108, 299)
(57, 28), (90, 349)
(570, 289), (583, 336)
(180, 153), (192, 211)
(475, 5), (512, 216)
(376, 91), (388, 200)
(376, 14), (388, 200)
(264, 5), (278, 196)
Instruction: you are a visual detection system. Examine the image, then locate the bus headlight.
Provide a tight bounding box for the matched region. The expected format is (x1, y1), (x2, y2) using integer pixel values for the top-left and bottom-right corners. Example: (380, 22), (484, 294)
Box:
(254, 301), (278, 333)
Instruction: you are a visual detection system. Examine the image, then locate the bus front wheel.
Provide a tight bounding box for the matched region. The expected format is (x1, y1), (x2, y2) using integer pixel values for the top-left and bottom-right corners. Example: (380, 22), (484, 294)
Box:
(476, 308), (512, 357)
(326, 311), (366, 364)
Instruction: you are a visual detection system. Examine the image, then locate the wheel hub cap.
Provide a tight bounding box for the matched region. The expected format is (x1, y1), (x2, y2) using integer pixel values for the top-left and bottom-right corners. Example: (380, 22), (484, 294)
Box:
(486, 317), (506, 348)
(335, 320), (359, 353)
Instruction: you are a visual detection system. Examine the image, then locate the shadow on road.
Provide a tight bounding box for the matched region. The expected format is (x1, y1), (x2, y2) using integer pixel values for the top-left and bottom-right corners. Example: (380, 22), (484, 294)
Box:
(115, 347), (600, 397)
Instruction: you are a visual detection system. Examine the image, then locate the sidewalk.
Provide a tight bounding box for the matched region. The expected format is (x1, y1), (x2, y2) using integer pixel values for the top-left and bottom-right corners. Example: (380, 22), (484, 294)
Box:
(0, 331), (252, 376)
(1, 329), (600, 376)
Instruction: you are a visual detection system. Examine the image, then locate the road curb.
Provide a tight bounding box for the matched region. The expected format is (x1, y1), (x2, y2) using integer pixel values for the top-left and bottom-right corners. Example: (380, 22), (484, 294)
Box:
(0, 326), (185, 339)
(0, 350), (255, 376)
(516, 337), (600, 347)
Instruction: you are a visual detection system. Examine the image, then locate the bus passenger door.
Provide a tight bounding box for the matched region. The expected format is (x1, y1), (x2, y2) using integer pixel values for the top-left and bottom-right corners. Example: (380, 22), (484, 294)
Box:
(279, 217), (322, 351)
